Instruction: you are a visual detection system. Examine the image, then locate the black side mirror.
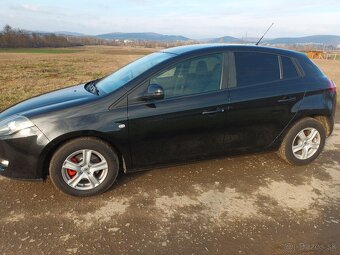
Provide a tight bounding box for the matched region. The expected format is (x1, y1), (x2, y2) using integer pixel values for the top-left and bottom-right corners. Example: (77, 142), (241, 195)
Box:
(141, 84), (164, 101)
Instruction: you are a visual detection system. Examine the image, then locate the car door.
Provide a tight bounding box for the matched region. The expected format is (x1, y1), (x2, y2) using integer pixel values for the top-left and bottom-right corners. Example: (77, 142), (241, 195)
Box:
(127, 53), (229, 168)
(224, 51), (306, 152)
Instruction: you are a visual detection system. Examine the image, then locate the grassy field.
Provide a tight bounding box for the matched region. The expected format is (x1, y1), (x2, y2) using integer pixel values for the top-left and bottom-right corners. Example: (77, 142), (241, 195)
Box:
(313, 59), (340, 86)
(0, 46), (156, 110)
(0, 48), (83, 54)
(0, 46), (338, 111)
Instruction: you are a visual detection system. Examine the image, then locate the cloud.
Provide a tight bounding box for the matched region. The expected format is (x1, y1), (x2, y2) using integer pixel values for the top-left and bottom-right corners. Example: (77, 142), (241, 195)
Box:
(10, 3), (72, 17)
(124, 0), (149, 3)
(20, 4), (39, 12)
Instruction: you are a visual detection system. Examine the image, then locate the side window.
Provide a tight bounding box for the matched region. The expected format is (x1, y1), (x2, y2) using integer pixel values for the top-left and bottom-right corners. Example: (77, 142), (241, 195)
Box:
(281, 56), (299, 79)
(157, 68), (176, 78)
(150, 54), (223, 99)
(234, 52), (280, 87)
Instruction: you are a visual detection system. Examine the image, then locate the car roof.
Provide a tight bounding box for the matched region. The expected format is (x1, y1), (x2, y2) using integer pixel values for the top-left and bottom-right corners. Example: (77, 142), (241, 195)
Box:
(162, 43), (304, 57)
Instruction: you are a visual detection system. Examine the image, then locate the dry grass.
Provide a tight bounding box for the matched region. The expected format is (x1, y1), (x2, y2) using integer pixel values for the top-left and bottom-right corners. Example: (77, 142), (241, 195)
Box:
(0, 46), (338, 111)
(313, 59), (340, 86)
(0, 46), (156, 110)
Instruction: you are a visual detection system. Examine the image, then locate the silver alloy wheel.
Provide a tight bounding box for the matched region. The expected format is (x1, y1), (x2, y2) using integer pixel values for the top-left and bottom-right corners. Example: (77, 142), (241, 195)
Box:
(291, 127), (321, 160)
(61, 149), (108, 191)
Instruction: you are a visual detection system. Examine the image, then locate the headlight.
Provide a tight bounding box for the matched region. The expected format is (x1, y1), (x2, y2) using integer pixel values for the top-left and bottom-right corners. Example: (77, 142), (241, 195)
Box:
(0, 115), (35, 136)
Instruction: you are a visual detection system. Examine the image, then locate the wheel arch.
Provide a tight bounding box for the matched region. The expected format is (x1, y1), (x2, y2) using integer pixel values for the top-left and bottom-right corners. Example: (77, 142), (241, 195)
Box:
(312, 115), (334, 137)
(38, 131), (128, 179)
(274, 113), (333, 148)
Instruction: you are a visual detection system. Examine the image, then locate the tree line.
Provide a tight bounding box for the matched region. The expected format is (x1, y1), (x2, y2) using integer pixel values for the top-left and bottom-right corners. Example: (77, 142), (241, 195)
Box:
(0, 25), (83, 48)
(0, 24), (195, 49)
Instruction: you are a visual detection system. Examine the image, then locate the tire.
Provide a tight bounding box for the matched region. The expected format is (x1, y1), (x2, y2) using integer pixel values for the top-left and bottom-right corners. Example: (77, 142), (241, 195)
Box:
(49, 137), (119, 197)
(277, 118), (326, 165)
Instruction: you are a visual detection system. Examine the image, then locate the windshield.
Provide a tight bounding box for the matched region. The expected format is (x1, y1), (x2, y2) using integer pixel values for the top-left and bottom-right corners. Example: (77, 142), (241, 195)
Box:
(96, 52), (174, 94)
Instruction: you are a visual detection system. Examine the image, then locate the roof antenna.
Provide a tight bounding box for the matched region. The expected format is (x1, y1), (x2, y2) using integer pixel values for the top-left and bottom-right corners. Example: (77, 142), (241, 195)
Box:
(256, 23), (274, 45)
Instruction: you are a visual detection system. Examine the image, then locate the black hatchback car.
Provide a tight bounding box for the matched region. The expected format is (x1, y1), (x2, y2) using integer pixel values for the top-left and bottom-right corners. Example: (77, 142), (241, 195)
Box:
(0, 44), (337, 196)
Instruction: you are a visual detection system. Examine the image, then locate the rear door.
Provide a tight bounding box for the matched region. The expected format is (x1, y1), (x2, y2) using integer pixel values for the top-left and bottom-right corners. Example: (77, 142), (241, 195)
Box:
(224, 51), (306, 151)
(127, 53), (229, 168)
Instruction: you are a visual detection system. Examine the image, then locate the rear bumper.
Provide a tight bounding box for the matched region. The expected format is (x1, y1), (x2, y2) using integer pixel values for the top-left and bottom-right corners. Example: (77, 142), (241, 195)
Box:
(0, 127), (49, 180)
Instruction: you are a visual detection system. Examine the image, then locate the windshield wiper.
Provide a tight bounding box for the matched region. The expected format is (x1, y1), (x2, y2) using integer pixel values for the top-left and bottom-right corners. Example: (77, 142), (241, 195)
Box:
(85, 79), (100, 95)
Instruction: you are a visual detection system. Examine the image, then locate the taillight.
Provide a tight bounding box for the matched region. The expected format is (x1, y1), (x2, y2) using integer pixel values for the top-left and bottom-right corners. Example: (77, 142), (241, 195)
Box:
(328, 79), (336, 93)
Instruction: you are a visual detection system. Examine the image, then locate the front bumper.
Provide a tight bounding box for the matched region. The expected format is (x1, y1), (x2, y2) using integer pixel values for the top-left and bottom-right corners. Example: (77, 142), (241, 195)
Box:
(0, 127), (49, 180)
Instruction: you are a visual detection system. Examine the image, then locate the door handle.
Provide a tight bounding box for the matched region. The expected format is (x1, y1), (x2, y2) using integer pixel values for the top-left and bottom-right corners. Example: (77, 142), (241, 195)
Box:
(202, 107), (225, 115)
(277, 97), (296, 103)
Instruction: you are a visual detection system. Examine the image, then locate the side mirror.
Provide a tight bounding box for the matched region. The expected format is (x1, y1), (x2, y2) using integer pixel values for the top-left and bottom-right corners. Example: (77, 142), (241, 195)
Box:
(141, 84), (164, 101)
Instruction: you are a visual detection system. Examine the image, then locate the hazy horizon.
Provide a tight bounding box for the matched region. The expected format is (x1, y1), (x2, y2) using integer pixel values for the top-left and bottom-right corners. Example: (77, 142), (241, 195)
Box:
(4, 28), (340, 40)
(0, 0), (339, 39)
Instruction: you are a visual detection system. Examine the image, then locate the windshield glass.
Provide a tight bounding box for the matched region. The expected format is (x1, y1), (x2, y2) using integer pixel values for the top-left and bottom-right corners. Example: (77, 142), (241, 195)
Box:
(96, 52), (174, 94)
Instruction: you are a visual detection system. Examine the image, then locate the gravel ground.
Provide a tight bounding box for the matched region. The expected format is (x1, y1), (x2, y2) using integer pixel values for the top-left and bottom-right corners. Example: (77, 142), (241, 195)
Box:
(0, 112), (339, 255)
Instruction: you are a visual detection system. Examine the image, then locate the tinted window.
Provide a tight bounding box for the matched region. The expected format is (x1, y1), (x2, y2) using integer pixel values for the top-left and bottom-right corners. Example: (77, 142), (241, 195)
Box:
(281, 56), (299, 79)
(234, 52), (280, 87)
(150, 54), (223, 98)
(301, 57), (325, 77)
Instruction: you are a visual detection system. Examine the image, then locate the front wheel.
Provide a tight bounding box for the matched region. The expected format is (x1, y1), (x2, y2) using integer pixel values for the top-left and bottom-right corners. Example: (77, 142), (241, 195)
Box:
(49, 137), (119, 197)
(277, 118), (326, 165)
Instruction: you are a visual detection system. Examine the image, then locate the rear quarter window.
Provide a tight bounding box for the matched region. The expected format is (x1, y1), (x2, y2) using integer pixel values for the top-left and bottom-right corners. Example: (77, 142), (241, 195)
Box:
(234, 52), (280, 87)
(300, 56), (325, 77)
(281, 56), (299, 79)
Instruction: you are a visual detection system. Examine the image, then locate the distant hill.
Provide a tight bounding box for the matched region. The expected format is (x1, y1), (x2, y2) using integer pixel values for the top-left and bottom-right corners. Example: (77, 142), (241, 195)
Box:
(242, 37), (267, 43)
(96, 32), (191, 42)
(265, 35), (340, 46)
(13, 28), (340, 46)
(22, 30), (88, 37)
(208, 36), (244, 43)
(54, 31), (87, 37)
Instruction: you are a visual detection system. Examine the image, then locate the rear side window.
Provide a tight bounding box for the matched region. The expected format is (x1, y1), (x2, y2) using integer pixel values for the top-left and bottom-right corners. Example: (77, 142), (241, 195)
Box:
(281, 56), (299, 79)
(301, 57), (325, 77)
(234, 52), (280, 87)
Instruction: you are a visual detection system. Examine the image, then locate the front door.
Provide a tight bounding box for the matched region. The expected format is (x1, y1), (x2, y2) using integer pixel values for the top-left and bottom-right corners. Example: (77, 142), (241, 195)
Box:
(127, 53), (228, 168)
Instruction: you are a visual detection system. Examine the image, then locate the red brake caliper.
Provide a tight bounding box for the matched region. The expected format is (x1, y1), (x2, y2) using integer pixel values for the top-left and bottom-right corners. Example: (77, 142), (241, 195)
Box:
(67, 157), (78, 178)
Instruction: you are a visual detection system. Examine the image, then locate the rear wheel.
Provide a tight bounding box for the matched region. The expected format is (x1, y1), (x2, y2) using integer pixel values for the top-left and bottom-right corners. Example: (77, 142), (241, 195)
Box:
(278, 118), (326, 165)
(49, 137), (119, 197)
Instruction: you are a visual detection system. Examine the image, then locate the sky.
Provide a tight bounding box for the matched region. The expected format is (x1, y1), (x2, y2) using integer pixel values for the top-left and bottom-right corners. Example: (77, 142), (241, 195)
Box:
(0, 0), (339, 39)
